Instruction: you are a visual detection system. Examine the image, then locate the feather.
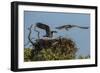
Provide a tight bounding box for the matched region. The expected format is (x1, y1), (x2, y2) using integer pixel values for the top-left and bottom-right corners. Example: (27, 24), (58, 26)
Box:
(56, 24), (89, 30)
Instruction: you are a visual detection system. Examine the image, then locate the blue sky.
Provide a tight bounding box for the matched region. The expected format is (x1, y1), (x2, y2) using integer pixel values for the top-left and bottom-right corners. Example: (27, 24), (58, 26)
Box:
(24, 11), (90, 57)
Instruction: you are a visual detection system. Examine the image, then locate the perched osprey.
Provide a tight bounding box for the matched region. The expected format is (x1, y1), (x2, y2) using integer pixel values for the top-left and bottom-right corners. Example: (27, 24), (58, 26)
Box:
(55, 24), (89, 31)
(35, 22), (57, 38)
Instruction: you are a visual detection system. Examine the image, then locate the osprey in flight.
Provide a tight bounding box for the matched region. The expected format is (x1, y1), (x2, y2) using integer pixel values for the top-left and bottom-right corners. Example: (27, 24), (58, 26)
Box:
(35, 22), (57, 38)
(55, 24), (89, 31)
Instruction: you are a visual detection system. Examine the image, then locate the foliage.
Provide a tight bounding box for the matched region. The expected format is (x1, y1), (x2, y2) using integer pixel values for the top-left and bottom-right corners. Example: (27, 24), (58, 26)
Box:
(24, 48), (33, 61)
(24, 37), (79, 61)
(78, 55), (90, 59)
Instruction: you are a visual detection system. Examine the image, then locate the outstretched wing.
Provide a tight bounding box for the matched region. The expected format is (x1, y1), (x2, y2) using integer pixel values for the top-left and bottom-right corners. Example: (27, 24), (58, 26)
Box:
(35, 22), (51, 37)
(71, 25), (89, 29)
(55, 25), (68, 30)
(77, 26), (89, 29)
(55, 24), (89, 31)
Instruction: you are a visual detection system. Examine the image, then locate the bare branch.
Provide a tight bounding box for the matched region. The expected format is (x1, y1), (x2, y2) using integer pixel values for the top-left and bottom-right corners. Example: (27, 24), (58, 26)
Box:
(28, 24), (35, 47)
(34, 26), (40, 39)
